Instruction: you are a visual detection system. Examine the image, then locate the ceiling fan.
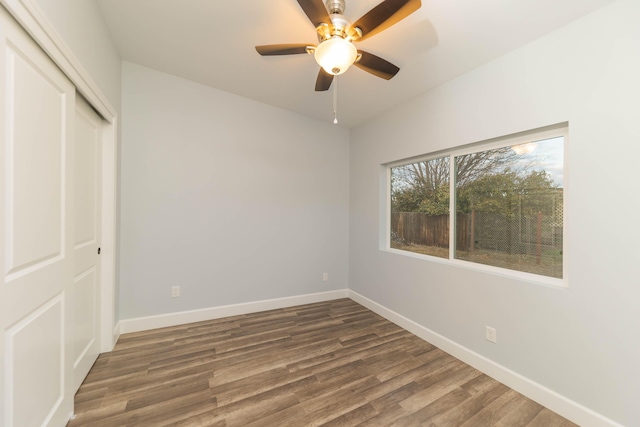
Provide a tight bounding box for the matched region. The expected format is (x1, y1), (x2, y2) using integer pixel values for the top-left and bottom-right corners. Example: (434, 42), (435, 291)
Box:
(255, 0), (421, 92)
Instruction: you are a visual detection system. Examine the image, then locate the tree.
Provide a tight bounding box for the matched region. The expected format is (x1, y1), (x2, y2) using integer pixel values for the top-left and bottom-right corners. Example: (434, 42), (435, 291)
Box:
(391, 157), (449, 213)
(391, 147), (520, 214)
(457, 171), (520, 215)
(455, 147), (520, 187)
(456, 169), (559, 217)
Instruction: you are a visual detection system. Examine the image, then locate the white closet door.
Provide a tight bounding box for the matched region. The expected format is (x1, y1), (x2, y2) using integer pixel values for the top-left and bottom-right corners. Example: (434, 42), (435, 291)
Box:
(0, 7), (75, 427)
(72, 96), (102, 392)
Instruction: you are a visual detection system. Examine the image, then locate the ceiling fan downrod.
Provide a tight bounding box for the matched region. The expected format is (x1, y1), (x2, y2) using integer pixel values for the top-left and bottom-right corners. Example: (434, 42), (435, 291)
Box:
(325, 0), (345, 15)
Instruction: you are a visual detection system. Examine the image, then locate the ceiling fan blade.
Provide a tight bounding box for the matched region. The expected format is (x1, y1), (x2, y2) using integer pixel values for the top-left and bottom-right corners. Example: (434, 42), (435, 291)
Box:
(297, 0), (331, 28)
(352, 0), (421, 41)
(255, 44), (312, 55)
(354, 51), (400, 80)
(315, 68), (334, 91)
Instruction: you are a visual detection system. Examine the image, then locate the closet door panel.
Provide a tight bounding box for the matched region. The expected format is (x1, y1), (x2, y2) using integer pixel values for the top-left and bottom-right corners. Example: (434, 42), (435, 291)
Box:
(0, 7), (75, 427)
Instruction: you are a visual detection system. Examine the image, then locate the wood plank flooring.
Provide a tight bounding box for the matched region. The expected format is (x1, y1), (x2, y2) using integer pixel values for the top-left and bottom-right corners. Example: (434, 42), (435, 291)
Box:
(69, 299), (577, 426)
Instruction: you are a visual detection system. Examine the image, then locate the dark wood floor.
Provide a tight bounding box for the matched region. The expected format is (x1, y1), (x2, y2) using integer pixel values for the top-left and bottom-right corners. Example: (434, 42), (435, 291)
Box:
(69, 299), (577, 426)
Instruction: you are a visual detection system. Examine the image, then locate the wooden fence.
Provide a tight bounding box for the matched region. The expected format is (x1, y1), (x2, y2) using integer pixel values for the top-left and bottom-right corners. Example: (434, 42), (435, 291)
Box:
(390, 212), (449, 248)
(391, 211), (562, 254)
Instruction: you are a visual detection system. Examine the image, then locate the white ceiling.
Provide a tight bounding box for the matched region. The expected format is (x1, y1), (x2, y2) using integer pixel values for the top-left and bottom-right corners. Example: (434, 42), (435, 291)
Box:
(97, 0), (615, 128)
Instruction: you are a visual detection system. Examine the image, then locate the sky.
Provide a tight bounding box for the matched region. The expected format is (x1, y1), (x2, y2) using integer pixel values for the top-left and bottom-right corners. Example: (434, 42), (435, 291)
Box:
(512, 136), (564, 187)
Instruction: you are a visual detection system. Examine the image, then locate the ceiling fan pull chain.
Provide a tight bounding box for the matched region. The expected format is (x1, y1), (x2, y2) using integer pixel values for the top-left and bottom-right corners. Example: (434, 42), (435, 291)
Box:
(333, 75), (338, 124)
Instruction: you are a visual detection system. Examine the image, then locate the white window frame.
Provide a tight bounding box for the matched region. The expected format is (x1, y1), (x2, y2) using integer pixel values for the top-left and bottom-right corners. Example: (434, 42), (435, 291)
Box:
(383, 124), (568, 288)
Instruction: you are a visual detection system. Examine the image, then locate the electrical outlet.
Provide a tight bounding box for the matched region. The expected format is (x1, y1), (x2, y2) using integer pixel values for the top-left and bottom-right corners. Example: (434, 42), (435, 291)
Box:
(171, 286), (180, 298)
(322, 272), (328, 282)
(485, 326), (497, 343)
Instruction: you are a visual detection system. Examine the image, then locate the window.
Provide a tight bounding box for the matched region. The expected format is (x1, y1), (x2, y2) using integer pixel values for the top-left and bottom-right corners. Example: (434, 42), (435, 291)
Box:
(391, 156), (450, 258)
(389, 127), (565, 280)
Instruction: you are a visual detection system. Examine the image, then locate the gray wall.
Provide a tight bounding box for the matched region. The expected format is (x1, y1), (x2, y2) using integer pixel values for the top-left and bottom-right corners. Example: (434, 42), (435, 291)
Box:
(119, 62), (350, 319)
(349, 0), (639, 425)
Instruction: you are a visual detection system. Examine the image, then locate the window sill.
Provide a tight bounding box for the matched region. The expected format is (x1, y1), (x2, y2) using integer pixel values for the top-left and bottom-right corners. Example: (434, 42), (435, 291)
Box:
(383, 247), (567, 289)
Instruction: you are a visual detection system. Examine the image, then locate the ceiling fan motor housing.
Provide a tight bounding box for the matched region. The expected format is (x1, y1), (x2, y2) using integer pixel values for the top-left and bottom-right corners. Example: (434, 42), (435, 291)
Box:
(317, 15), (353, 41)
(316, 0), (361, 43)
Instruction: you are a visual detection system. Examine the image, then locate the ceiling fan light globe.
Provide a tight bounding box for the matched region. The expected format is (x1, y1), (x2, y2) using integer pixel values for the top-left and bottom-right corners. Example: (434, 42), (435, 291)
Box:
(314, 37), (357, 75)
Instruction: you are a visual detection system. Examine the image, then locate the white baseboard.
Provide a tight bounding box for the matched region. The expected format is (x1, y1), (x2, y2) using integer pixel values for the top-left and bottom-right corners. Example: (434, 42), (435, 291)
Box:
(347, 290), (622, 427)
(119, 289), (349, 334)
(112, 321), (121, 347)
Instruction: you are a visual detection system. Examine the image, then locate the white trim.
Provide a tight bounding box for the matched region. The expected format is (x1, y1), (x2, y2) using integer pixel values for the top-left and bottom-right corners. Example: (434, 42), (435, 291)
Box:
(119, 290), (349, 334)
(0, 0), (116, 121)
(99, 118), (117, 352)
(383, 247), (565, 289)
(347, 290), (623, 427)
(378, 165), (391, 251)
(112, 321), (121, 344)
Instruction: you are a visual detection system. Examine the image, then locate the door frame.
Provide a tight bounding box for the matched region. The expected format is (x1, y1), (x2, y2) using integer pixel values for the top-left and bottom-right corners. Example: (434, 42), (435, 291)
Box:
(0, 0), (119, 351)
